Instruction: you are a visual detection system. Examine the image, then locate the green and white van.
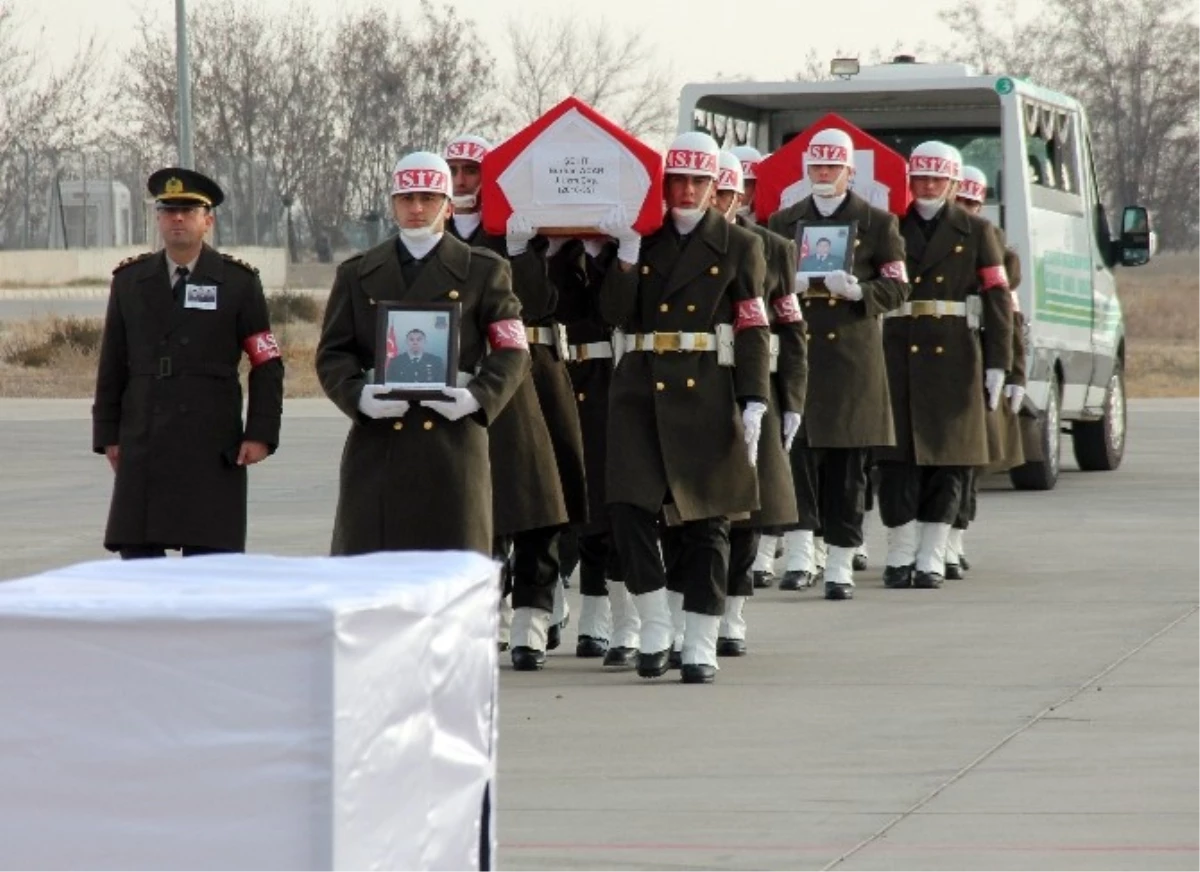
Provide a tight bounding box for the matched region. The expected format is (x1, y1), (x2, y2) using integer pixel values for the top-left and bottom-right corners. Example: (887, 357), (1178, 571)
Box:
(679, 58), (1154, 490)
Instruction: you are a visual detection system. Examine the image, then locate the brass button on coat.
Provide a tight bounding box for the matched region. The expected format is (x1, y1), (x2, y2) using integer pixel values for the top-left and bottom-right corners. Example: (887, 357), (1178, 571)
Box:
(641, 265), (650, 275)
(828, 298), (837, 306)
(687, 304), (696, 312)
(423, 420), (434, 430)
(709, 266), (719, 275)
(659, 303), (669, 312)
(914, 276), (922, 284)
(656, 382), (666, 391)
(954, 244), (964, 253)
(910, 345), (919, 353)
(827, 332), (837, 340)
(392, 421), (403, 431)
(686, 378), (696, 388)
(935, 275), (944, 283)
(577, 392), (586, 402)
(448, 290), (459, 300)
(935, 346), (945, 355)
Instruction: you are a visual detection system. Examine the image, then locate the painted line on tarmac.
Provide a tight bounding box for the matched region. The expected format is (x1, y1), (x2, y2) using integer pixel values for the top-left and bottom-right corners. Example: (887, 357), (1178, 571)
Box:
(501, 840), (1199, 855)
(820, 604), (1200, 870)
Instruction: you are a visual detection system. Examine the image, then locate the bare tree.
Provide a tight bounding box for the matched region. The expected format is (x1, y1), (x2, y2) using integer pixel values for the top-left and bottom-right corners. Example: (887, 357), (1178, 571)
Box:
(0, 0), (106, 247)
(501, 14), (677, 144)
(941, 0), (1199, 250)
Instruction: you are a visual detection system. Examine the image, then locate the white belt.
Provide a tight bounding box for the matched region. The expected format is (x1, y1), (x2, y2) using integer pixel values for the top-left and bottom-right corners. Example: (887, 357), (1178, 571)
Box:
(526, 326), (557, 345)
(883, 300), (968, 318)
(622, 324), (736, 366)
(567, 341), (614, 362)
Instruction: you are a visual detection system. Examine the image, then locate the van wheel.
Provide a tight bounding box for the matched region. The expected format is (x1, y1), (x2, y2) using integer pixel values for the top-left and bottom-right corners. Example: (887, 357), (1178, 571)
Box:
(1010, 377), (1061, 490)
(1072, 363), (1126, 471)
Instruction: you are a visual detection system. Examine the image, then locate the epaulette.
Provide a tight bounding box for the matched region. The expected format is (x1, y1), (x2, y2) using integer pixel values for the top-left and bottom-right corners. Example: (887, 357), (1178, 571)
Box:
(112, 252), (154, 275)
(220, 252), (260, 275)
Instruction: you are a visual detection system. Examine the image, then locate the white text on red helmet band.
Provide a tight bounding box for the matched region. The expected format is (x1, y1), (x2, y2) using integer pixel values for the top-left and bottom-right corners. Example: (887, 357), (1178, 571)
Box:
(806, 144), (849, 163)
(718, 168), (739, 189)
(909, 155), (960, 177)
(666, 149), (718, 173)
(394, 169), (448, 192)
(959, 180), (986, 201)
(445, 142), (487, 162)
(740, 161), (759, 179)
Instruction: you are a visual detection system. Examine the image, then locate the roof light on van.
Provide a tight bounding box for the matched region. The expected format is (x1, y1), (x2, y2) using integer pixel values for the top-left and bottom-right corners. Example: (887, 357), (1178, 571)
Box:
(830, 58), (860, 78)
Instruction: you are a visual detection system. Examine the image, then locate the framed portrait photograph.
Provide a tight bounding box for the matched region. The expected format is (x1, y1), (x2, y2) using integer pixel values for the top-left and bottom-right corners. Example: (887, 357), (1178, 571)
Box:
(374, 301), (462, 400)
(795, 221), (858, 279)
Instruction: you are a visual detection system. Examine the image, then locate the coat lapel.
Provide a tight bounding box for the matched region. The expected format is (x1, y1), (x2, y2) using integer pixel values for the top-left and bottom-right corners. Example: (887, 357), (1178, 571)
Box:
(358, 240), (407, 304)
(664, 210), (726, 300)
(134, 251), (175, 333)
(915, 204), (970, 276)
(407, 235), (471, 302)
(165, 244), (225, 336)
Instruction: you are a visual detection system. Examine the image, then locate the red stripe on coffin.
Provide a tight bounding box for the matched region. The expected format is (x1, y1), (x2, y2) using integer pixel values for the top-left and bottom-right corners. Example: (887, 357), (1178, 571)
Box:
(480, 96), (664, 237)
(755, 113), (911, 222)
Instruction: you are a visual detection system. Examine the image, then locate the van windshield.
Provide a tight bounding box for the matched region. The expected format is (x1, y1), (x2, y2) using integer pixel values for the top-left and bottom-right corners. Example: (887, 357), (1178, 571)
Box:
(861, 128), (1002, 204)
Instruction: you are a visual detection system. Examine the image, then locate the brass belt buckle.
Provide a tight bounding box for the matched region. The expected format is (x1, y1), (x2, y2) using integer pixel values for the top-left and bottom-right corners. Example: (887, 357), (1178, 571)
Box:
(653, 332), (682, 353)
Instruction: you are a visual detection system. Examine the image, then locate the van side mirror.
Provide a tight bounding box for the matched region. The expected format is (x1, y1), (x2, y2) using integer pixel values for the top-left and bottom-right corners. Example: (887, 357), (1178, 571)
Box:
(1117, 205), (1153, 267)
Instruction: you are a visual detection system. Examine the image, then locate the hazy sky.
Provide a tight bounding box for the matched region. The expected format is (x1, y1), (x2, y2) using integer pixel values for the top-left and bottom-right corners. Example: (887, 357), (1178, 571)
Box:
(29, 0), (1044, 88)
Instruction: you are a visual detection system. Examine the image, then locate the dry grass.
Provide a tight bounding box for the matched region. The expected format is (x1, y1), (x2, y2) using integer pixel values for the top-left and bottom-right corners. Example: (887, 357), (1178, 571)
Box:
(0, 253), (1194, 399)
(0, 317), (328, 399)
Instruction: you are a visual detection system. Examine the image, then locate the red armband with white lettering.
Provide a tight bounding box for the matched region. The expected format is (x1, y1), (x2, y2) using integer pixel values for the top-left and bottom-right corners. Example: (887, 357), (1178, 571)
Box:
(734, 297), (769, 333)
(880, 261), (909, 282)
(772, 293), (804, 324)
(978, 265), (1009, 290)
(488, 319), (529, 351)
(242, 331), (281, 367)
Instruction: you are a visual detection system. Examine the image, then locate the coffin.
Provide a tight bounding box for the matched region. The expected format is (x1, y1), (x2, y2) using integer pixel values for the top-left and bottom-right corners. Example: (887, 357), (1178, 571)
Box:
(755, 113), (911, 221)
(0, 552), (499, 871)
(481, 96), (664, 237)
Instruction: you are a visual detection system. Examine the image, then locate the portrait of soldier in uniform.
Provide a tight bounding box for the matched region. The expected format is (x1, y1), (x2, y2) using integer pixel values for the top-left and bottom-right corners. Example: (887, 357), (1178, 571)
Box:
(386, 327), (447, 385)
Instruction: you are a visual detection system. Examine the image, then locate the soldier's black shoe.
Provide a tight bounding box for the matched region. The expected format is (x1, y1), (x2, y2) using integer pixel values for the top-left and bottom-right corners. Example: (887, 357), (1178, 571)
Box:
(680, 664), (717, 684)
(716, 637), (747, 657)
(575, 635), (608, 658)
(944, 563), (964, 580)
(883, 564), (914, 589)
(779, 570), (813, 591)
(852, 553), (869, 572)
(913, 571), (944, 589)
(511, 647), (546, 671)
(752, 570), (775, 589)
(603, 646), (638, 669)
(636, 649), (671, 678)
(668, 648), (683, 670)
(824, 581), (854, 600)
(959, 554), (971, 571)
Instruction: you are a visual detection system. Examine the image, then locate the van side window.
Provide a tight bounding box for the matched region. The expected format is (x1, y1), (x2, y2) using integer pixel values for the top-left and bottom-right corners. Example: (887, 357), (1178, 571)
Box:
(1022, 103), (1080, 195)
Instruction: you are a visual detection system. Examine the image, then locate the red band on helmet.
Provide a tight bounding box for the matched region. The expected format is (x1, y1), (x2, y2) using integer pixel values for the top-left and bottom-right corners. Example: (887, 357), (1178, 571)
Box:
(444, 141), (488, 163)
(488, 319), (529, 352)
(772, 293), (804, 324)
(243, 331), (281, 367)
(880, 261), (909, 282)
(740, 160), (759, 180)
(979, 265), (1009, 290)
(807, 144), (849, 164)
(393, 169), (448, 194)
(734, 297), (769, 333)
(666, 149), (718, 174)
(958, 179), (986, 202)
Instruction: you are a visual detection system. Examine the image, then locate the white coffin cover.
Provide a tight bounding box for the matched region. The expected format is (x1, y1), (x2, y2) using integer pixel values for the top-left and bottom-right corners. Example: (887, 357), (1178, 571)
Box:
(497, 107), (652, 228)
(0, 551), (499, 871)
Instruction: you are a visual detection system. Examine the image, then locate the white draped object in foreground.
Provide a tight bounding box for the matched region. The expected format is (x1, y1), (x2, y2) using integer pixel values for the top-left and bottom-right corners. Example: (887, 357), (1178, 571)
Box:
(0, 552), (499, 871)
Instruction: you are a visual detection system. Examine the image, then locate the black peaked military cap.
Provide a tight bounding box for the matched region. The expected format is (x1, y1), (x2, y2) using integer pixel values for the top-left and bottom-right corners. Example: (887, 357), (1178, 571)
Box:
(147, 167), (225, 208)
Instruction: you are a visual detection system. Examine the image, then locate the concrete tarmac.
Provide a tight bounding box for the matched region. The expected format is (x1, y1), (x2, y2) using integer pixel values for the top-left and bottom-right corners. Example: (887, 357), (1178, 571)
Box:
(0, 397), (1196, 870)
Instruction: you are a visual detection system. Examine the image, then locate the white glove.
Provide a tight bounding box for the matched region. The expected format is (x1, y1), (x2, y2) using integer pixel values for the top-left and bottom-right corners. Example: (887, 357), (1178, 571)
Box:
(782, 411), (803, 452)
(598, 206), (640, 265)
(505, 214), (536, 256)
(742, 401), (767, 467)
(793, 272), (809, 293)
(358, 384), (410, 420)
(824, 270), (862, 300)
(421, 386), (482, 422)
(1005, 383), (1026, 414)
(582, 238), (604, 258)
(985, 368), (1006, 411)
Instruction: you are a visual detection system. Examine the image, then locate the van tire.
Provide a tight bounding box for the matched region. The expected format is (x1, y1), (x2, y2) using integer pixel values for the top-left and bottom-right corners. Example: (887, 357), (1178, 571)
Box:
(1010, 377), (1061, 491)
(1072, 363), (1126, 471)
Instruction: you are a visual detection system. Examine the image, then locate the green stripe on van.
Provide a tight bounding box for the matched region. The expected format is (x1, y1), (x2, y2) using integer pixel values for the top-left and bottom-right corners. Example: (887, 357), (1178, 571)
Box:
(1035, 251), (1094, 327)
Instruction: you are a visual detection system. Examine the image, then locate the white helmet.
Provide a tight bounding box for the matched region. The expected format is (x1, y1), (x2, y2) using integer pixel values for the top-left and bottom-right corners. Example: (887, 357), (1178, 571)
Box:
(443, 134), (491, 164)
(665, 131), (720, 178)
(959, 165), (988, 203)
(729, 145), (763, 181)
(390, 151), (452, 198)
(717, 151), (745, 194)
(909, 141), (961, 180)
(805, 128), (855, 168)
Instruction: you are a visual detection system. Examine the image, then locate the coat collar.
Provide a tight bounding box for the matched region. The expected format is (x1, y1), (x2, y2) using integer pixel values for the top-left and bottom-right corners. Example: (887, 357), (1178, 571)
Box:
(660, 209), (729, 298)
(357, 234), (472, 303)
(134, 244), (225, 334)
(908, 202), (971, 275)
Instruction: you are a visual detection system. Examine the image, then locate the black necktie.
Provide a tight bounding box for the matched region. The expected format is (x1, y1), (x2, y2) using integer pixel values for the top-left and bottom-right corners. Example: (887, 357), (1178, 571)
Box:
(172, 265), (189, 303)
